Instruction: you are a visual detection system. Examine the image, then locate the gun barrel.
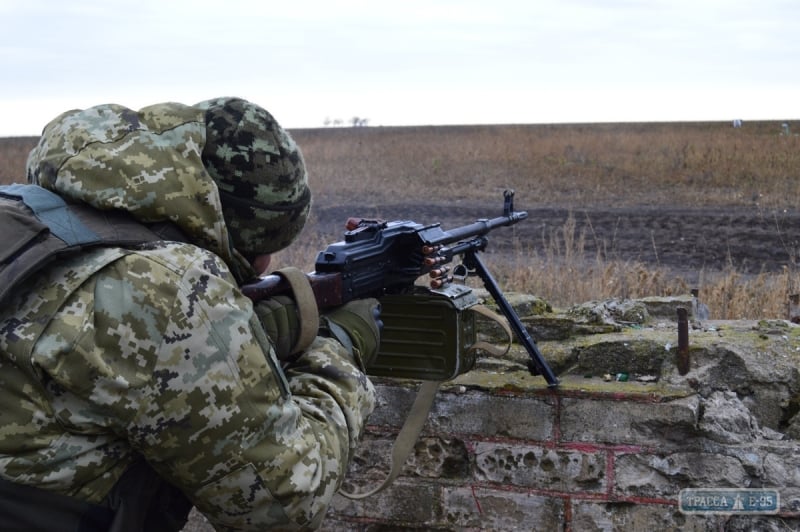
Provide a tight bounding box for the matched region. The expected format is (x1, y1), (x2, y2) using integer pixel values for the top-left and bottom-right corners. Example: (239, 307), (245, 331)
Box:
(429, 211), (528, 245)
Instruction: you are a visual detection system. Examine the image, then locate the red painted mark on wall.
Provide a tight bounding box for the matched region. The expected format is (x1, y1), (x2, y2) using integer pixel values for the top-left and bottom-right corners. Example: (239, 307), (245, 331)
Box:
(471, 485), (483, 514)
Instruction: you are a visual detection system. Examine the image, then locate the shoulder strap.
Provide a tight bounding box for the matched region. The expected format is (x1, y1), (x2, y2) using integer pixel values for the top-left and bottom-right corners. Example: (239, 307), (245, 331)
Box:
(339, 380), (441, 500)
(0, 183), (102, 246)
(0, 184), (183, 306)
(469, 303), (513, 356)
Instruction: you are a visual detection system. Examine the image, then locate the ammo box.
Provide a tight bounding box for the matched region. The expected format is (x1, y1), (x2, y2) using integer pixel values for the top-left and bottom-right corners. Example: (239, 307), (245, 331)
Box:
(368, 284), (478, 381)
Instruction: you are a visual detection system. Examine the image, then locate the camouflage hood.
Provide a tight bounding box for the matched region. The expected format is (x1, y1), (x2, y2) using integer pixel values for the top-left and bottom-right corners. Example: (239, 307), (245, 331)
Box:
(26, 98), (310, 283)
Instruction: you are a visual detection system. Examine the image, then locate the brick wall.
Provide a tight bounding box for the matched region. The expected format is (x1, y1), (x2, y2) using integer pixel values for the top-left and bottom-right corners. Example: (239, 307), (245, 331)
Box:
(324, 375), (799, 530)
(323, 308), (800, 531)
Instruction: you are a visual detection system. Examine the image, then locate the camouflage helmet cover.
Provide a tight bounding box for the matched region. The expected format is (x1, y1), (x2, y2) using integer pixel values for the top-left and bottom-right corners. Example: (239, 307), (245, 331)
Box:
(196, 97), (311, 259)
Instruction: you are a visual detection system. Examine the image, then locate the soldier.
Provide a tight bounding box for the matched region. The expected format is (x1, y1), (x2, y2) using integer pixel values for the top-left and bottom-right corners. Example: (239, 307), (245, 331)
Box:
(0, 97), (379, 530)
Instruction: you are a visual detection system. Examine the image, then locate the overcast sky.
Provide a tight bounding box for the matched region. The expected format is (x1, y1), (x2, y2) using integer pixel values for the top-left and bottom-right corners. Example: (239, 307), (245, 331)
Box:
(0, 0), (797, 136)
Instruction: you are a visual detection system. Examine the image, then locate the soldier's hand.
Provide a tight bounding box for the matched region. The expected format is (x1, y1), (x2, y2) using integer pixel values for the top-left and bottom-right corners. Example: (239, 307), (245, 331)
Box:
(254, 296), (300, 361)
(320, 299), (382, 370)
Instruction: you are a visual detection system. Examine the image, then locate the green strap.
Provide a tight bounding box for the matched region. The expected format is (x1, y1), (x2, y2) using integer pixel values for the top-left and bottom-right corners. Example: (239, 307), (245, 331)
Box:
(339, 380), (440, 499)
(273, 267), (319, 355)
(469, 303), (512, 356)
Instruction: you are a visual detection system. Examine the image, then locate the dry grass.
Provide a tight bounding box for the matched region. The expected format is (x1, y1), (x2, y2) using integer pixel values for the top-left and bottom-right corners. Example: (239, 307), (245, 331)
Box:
(2, 120), (799, 320)
(0, 137), (37, 183)
(290, 121), (800, 210)
(494, 223), (795, 320)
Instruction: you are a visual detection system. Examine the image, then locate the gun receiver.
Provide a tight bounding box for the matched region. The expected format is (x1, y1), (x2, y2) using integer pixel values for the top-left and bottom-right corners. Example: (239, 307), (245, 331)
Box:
(241, 190), (559, 387)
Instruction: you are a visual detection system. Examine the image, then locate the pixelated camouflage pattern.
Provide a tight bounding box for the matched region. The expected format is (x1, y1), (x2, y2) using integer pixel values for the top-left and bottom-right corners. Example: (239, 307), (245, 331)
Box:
(0, 241), (375, 530)
(2, 98), (374, 529)
(197, 97), (311, 259)
(26, 97), (310, 282)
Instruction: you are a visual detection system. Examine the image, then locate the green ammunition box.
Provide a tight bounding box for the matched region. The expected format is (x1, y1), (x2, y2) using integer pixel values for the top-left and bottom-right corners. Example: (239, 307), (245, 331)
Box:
(368, 284), (479, 381)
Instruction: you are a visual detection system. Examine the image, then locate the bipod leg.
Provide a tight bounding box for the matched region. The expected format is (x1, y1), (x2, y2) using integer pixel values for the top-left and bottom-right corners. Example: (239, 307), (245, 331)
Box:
(463, 250), (559, 387)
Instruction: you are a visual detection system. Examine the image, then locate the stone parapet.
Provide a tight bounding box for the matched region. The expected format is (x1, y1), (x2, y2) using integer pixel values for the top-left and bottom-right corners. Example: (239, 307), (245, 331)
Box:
(325, 297), (800, 531)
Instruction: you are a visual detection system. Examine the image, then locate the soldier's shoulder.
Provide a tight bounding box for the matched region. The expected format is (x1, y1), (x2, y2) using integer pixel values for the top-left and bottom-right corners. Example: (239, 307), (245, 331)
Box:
(131, 241), (233, 277)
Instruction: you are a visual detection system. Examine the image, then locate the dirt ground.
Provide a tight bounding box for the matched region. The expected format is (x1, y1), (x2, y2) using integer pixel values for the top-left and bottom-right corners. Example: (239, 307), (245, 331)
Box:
(311, 202), (800, 283)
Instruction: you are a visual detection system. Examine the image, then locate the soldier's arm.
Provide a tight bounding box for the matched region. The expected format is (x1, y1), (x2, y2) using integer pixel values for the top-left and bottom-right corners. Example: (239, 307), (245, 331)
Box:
(85, 246), (375, 529)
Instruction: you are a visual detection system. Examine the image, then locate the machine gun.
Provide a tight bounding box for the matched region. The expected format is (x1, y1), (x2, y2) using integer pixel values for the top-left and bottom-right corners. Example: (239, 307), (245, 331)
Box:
(241, 190), (558, 387)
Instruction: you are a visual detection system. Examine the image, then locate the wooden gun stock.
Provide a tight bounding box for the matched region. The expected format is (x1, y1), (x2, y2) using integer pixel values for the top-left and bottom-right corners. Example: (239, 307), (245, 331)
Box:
(241, 272), (344, 309)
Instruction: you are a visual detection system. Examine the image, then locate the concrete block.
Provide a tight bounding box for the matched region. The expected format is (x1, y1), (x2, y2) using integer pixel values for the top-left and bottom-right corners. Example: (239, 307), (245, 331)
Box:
(428, 391), (555, 441)
(615, 452), (748, 498)
(369, 384), (555, 441)
(560, 395), (701, 447)
(443, 486), (565, 529)
(571, 500), (719, 531)
(330, 481), (441, 523)
(367, 384), (419, 429)
(347, 434), (471, 481)
(473, 441), (606, 492)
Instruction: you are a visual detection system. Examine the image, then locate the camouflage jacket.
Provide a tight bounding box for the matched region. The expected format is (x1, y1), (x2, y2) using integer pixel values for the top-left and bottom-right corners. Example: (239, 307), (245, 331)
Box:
(0, 101), (376, 530)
